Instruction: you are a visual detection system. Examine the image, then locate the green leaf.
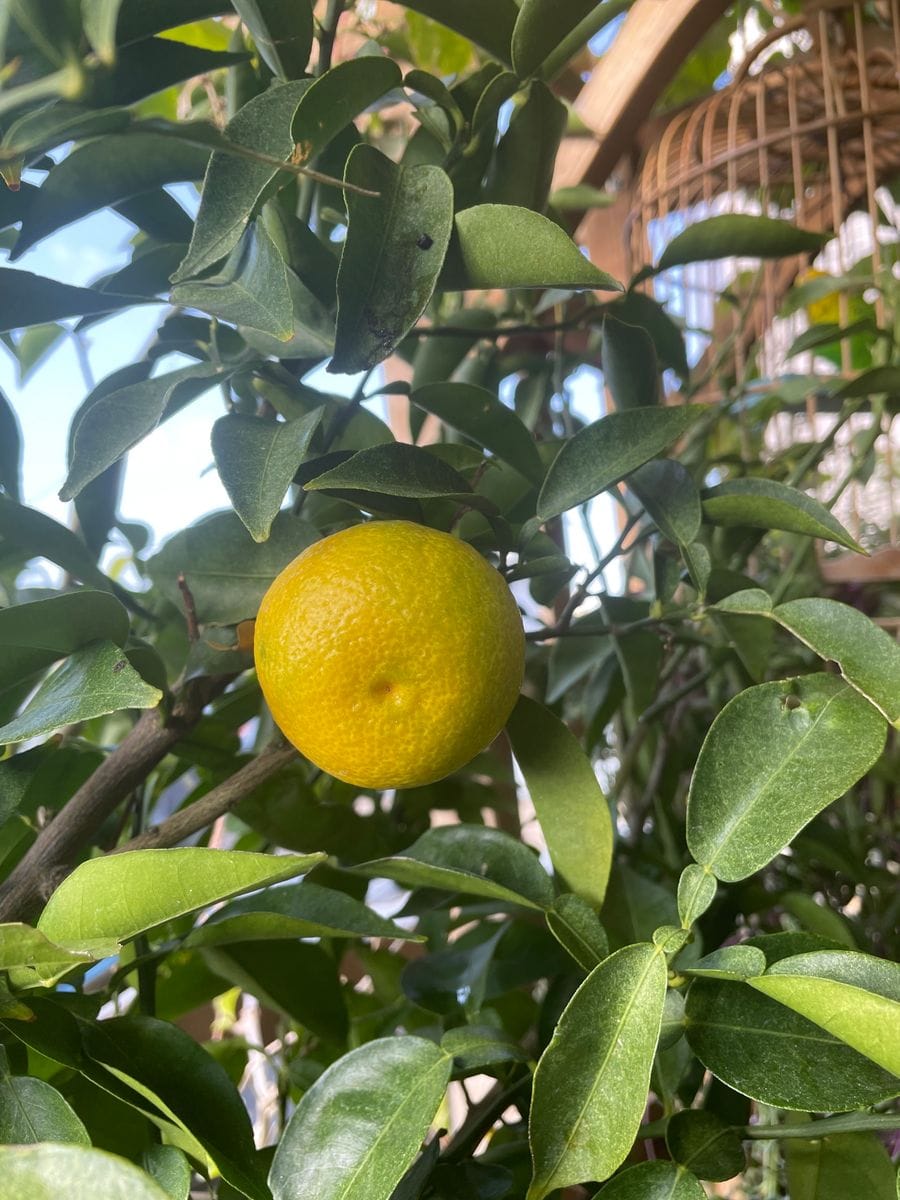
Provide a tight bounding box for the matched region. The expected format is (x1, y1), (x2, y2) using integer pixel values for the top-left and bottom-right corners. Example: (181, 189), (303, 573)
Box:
(291, 54), (402, 150)
(701, 478), (863, 554)
(665, 1109), (744, 1182)
(82, 1015), (267, 1199)
(185, 879), (421, 948)
(402, 0), (518, 62)
(527, 943), (667, 1198)
(37, 848), (324, 954)
(203, 940), (348, 1043)
(440, 1025), (527, 1075)
(355, 824), (554, 911)
(686, 673), (887, 882)
(628, 459), (701, 546)
(602, 317), (659, 410)
(0, 1145), (171, 1200)
(785, 1131), (896, 1200)
(173, 80), (312, 280)
(61, 364), (222, 501)
(12, 134), (208, 258)
(655, 215), (826, 273)
(443, 205), (622, 292)
(330, 145), (453, 374)
(172, 220), (293, 338)
(148, 509), (319, 625)
(0, 268), (145, 333)
(749, 950), (900, 1076)
(772, 597), (900, 728)
(512, 0), (600, 79)
(15, 322), (66, 383)
(0, 924), (94, 987)
(594, 1161), (706, 1199)
(305, 443), (482, 503)
(412, 382), (544, 485)
(605, 290), (689, 379)
(538, 406), (703, 520)
(485, 80), (566, 213)
(232, 0), (313, 79)
(0, 1056), (90, 1145)
(545, 893), (609, 971)
(676, 863), (716, 928)
(143, 1145), (191, 1200)
(682, 945), (767, 982)
(212, 410), (322, 542)
(0, 389), (22, 501)
(0, 499), (117, 594)
(237, 268), (335, 358)
(0, 590), (129, 690)
(506, 695), (612, 909)
(787, 318), (879, 359)
(82, 0), (123, 64)
(685, 975), (898, 1111)
(0, 105), (133, 169)
(0, 640), (162, 746)
(269, 1036), (451, 1200)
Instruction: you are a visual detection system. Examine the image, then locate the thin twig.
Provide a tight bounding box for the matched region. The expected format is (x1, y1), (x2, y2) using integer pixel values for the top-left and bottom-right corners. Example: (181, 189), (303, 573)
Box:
(177, 572), (200, 642)
(111, 743), (298, 854)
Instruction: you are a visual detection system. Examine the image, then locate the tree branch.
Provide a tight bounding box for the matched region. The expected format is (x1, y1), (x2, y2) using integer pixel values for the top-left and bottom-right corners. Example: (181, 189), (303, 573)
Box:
(111, 742), (298, 854)
(0, 674), (233, 923)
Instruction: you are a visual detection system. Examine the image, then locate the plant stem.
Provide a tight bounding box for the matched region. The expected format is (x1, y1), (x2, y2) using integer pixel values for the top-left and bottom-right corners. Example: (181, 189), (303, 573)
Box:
(317, 0), (345, 78)
(111, 743), (298, 853)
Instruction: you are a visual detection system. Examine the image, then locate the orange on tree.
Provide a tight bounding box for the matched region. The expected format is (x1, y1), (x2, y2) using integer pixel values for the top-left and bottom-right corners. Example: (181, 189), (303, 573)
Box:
(254, 520), (525, 789)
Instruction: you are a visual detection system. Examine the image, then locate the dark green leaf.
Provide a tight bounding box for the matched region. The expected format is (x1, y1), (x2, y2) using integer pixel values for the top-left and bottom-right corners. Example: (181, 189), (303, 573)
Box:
(485, 81), (566, 213)
(143, 1145), (191, 1200)
(440, 1026), (527, 1075)
(0, 590), (129, 690)
(595, 1161), (706, 1199)
(546, 893), (609, 971)
(269, 1037), (452, 1200)
(174, 80), (312, 281)
(305, 443), (477, 501)
(443, 205), (622, 292)
(413, 382), (543, 485)
(355, 824), (554, 911)
(511, 0), (601, 78)
(749, 950), (900, 1076)
(61, 364), (221, 501)
(0, 389), (21, 501)
(506, 695), (612, 908)
(0, 102), (130, 167)
(0, 640), (162, 746)
(114, 190), (194, 244)
(701, 478), (863, 554)
(291, 55), (402, 149)
(12, 134), (208, 258)
(604, 290), (689, 379)
(330, 145), (453, 374)
(0, 269), (146, 333)
(628, 459), (701, 545)
(0, 499), (118, 593)
(36, 848), (323, 955)
(185, 880), (420, 948)
(655, 215), (826, 273)
(94, 243), (188, 299)
(787, 318), (879, 359)
(0, 1054), (90, 1145)
(666, 1109), (745, 1181)
(0, 1144), (170, 1200)
(685, 975), (898, 1111)
(402, 0), (518, 62)
(83, 1015), (267, 1199)
(89, 40), (250, 109)
(172, 220), (293, 338)
(233, 0), (313, 79)
(687, 673), (887, 882)
(527, 943), (667, 1198)
(204, 940), (348, 1042)
(832, 364), (900, 401)
(785, 1131), (896, 1200)
(237, 269), (335, 358)
(538, 406), (703, 520)
(115, 0), (230, 45)
(212, 409), (322, 542)
(773, 597), (900, 727)
(148, 509), (319, 625)
(0, 182), (36, 231)
(602, 317), (659, 409)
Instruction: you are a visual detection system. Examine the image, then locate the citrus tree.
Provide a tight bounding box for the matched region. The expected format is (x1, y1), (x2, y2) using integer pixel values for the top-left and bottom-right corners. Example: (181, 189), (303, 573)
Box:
(0, 3), (898, 1199)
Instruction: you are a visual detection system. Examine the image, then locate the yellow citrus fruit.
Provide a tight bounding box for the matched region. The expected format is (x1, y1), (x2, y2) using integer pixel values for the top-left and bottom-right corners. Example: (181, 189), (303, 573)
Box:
(254, 521), (525, 789)
(798, 268), (841, 325)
